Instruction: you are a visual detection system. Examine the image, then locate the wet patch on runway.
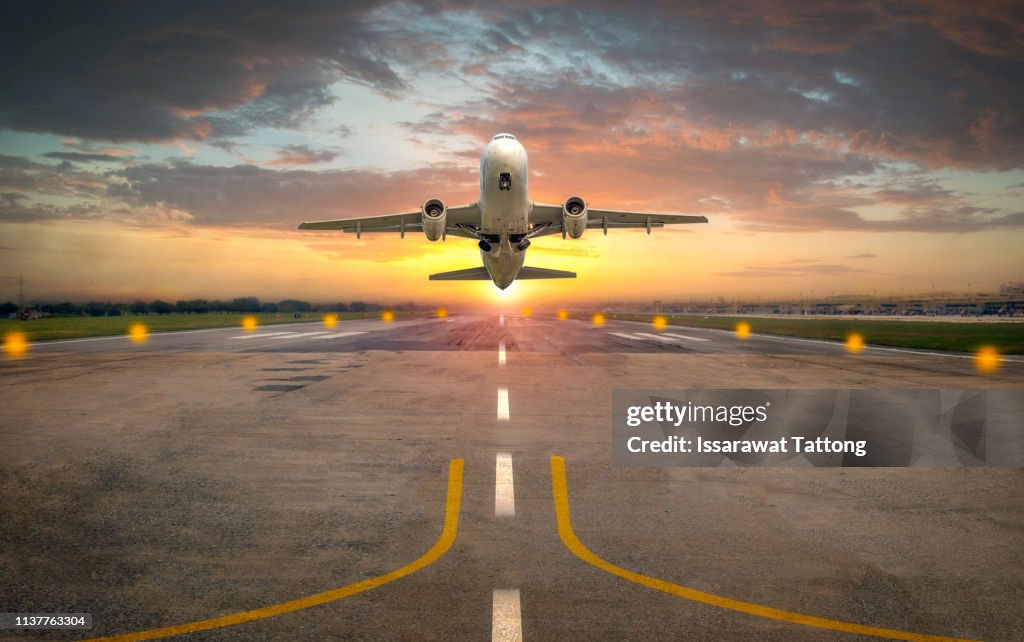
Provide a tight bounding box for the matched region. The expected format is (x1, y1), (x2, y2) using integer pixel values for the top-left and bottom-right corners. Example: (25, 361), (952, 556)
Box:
(280, 375), (329, 382)
(259, 367), (309, 372)
(287, 359), (327, 365)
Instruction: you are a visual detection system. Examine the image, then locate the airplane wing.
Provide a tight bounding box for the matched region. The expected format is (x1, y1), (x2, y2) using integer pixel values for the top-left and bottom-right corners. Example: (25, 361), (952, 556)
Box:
(529, 202), (707, 236)
(299, 203), (481, 238)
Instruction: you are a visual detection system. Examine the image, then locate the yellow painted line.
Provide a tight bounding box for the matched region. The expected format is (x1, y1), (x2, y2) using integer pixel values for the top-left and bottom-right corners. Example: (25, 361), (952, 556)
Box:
(550, 456), (976, 642)
(86, 459), (464, 642)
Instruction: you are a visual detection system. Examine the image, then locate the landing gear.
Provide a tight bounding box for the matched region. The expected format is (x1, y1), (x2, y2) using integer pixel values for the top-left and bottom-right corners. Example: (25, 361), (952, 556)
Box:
(478, 240), (493, 252)
(516, 239), (531, 252)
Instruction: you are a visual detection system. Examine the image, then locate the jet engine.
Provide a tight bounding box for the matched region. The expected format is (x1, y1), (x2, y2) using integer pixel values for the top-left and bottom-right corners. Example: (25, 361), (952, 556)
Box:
(562, 196), (588, 239)
(422, 198), (447, 241)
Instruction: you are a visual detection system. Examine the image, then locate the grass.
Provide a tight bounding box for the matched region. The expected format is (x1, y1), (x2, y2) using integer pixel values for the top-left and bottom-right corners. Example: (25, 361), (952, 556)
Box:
(595, 313), (1024, 355)
(0, 311), (420, 342)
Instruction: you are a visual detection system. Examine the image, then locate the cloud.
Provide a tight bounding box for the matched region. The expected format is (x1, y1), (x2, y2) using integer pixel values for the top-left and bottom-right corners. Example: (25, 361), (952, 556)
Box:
(263, 144), (340, 166)
(413, 3), (1024, 171)
(1, 1), (1020, 174)
(43, 152), (134, 163)
(845, 253), (878, 259)
(1, 2), (1022, 241)
(0, 2), (407, 142)
(107, 160), (480, 229)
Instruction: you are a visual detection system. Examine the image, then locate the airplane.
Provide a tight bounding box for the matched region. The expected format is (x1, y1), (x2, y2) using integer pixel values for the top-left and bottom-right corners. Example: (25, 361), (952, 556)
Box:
(299, 133), (708, 289)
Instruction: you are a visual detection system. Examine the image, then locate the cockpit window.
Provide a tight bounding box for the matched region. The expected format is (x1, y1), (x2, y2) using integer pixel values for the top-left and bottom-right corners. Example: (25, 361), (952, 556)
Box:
(499, 172), (511, 191)
(492, 133), (517, 141)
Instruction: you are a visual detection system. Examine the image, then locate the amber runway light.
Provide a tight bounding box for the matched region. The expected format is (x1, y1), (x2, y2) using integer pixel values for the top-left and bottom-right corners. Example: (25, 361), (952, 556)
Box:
(735, 321), (751, 339)
(129, 323), (148, 344)
(845, 333), (864, 353)
(974, 346), (1000, 373)
(3, 331), (28, 359)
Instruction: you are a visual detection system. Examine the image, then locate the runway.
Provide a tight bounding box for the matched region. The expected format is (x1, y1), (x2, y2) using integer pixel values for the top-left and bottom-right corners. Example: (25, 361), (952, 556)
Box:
(2, 314), (1023, 640)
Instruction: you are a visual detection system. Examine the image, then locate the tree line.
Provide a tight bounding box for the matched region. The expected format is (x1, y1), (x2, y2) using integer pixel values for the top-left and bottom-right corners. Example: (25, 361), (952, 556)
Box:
(2, 298), (426, 318)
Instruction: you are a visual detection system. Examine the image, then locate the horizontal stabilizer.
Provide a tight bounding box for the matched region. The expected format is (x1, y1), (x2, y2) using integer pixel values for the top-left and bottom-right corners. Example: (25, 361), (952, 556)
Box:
(429, 267), (491, 280)
(517, 266), (576, 279)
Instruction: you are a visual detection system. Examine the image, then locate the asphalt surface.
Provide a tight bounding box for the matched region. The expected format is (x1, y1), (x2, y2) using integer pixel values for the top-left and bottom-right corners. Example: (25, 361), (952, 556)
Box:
(2, 314), (1023, 641)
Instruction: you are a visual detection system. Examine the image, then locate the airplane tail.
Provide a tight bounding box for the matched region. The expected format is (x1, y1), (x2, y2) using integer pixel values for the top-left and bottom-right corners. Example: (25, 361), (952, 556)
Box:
(428, 266), (576, 280)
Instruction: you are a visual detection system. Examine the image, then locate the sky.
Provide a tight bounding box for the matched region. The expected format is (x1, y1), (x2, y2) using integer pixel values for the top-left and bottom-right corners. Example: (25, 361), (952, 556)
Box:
(1, 1), (1022, 307)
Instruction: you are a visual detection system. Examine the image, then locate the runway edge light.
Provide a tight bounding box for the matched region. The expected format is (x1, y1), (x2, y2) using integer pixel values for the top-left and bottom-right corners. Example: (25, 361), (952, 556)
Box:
(242, 315), (258, 332)
(324, 313), (338, 328)
(845, 332), (864, 353)
(129, 322), (148, 344)
(975, 346), (1001, 373)
(736, 321), (751, 339)
(592, 312), (605, 327)
(3, 330), (28, 359)
(653, 315), (667, 331)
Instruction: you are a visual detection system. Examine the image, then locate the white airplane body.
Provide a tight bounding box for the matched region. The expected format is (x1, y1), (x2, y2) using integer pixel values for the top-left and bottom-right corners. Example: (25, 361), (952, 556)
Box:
(299, 133), (707, 289)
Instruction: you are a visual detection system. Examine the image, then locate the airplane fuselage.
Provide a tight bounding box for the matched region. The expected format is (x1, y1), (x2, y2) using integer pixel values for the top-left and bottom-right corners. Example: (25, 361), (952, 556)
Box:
(477, 133), (531, 288)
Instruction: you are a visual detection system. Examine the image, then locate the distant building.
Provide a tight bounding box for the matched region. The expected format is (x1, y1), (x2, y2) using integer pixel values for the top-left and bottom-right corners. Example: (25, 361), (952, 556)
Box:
(998, 281), (1024, 296)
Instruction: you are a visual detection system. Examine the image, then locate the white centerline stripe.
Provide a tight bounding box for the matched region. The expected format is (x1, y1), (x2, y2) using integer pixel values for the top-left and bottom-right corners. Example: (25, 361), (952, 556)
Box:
(634, 332), (680, 343)
(498, 339), (506, 366)
(231, 331), (298, 340)
(492, 589), (523, 642)
(495, 453), (515, 518)
(499, 313), (505, 328)
(663, 332), (711, 342)
(270, 331), (332, 339)
(497, 387), (510, 421)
